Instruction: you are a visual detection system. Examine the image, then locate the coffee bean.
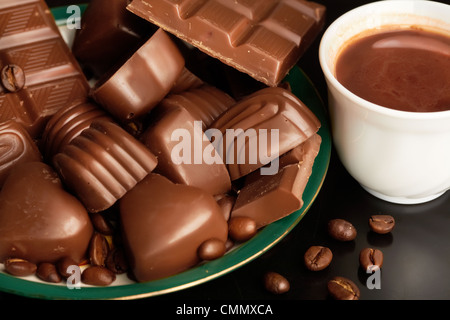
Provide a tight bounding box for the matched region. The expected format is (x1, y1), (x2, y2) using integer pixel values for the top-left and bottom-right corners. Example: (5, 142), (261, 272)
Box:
(36, 262), (62, 283)
(359, 248), (383, 271)
(105, 247), (129, 274)
(228, 216), (257, 242)
(327, 276), (360, 300)
(197, 238), (226, 261)
(263, 272), (290, 294)
(327, 218), (357, 241)
(81, 266), (116, 286)
(89, 232), (110, 266)
(4, 258), (37, 277)
(1, 64), (25, 92)
(304, 246), (333, 271)
(369, 215), (395, 234)
(56, 257), (79, 279)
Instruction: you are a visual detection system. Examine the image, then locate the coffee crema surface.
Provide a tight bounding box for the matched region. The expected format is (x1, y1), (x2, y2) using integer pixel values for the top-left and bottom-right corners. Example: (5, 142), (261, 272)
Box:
(335, 28), (450, 112)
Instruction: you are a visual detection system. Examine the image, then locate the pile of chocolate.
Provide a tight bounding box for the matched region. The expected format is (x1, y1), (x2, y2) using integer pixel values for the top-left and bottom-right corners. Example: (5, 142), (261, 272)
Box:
(0, 0), (325, 286)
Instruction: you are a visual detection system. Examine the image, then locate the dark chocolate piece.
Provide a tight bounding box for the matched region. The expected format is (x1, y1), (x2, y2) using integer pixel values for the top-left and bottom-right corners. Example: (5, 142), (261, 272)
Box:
(231, 134), (321, 228)
(41, 101), (112, 161)
(127, 0), (326, 86)
(0, 162), (93, 264)
(141, 86), (233, 195)
(0, 0), (90, 138)
(72, 0), (156, 78)
(210, 87), (321, 180)
(91, 28), (185, 121)
(53, 120), (158, 213)
(120, 173), (228, 282)
(0, 120), (42, 187)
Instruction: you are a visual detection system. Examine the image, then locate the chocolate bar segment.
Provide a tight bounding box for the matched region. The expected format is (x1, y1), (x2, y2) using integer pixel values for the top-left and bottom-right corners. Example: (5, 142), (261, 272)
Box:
(127, 0), (326, 86)
(0, 0), (90, 138)
(231, 133), (321, 228)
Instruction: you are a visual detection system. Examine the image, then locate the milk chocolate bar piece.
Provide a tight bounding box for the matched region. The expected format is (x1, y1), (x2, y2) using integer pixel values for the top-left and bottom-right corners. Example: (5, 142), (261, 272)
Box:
(53, 120), (158, 213)
(91, 28), (185, 122)
(210, 87), (321, 180)
(141, 86), (234, 196)
(231, 133), (321, 229)
(41, 101), (112, 161)
(127, 0), (326, 86)
(0, 121), (42, 186)
(72, 0), (156, 78)
(120, 173), (228, 282)
(0, 0), (90, 138)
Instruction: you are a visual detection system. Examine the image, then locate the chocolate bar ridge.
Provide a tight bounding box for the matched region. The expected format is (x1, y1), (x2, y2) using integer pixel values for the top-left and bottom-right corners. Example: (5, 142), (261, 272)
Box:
(127, 0), (326, 86)
(0, 0), (89, 138)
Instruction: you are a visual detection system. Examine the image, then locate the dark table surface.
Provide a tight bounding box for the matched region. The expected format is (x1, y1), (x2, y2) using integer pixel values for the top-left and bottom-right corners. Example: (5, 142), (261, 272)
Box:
(1, 0), (450, 304)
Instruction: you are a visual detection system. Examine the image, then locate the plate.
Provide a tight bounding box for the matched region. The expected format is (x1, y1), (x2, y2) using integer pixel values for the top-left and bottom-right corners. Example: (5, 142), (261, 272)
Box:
(0, 5), (331, 300)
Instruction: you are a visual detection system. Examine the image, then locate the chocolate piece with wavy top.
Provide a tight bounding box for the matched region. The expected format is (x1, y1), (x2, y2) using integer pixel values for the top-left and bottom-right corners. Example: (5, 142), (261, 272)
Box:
(210, 87), (321, 180)
(53, 120), (157, 213)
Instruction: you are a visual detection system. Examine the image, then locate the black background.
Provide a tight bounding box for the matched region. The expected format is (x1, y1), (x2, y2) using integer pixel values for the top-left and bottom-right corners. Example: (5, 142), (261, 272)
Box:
(1, 0), (450, 303)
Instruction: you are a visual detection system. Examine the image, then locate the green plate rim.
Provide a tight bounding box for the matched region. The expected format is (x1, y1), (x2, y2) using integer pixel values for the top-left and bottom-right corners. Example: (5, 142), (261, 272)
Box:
(0, 5), (332, 300)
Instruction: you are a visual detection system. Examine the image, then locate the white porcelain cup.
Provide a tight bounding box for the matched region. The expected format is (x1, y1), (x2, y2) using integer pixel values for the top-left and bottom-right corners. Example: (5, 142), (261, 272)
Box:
(319, 0), (450, 204)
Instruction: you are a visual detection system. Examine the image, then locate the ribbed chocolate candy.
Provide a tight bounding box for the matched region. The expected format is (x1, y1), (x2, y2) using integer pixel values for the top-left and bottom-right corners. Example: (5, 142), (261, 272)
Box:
(53, 120), (158, 213)
(210, 87), (321, 180)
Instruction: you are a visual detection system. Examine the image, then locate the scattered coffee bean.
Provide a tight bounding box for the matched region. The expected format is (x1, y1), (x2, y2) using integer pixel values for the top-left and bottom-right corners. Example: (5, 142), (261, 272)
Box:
(36, 262), (62, 283)
(4, 258), (37, 277)
(89, 232), (110, 266)
(56, 257), (79, 279)
(198, 238), (226, 261)
(263, 271), (290, 294)
(327, 276), (360, 300)
(105, 247), (129, 274)
(81, 265), (116, 286)
(369, 215), (395, 234)
(327, 218), (357, 241)
(359, 248), (383, 271)
(228, 216), (257, 242)
(90, 212), (115, 235)
(304, 246), (333, 271)
(1, 64), (25, 92)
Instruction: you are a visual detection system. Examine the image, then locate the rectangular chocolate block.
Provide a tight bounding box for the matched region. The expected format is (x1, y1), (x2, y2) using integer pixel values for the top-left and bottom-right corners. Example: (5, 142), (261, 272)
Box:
(127, 0), (326, 87)
(0, 0), (89, 138)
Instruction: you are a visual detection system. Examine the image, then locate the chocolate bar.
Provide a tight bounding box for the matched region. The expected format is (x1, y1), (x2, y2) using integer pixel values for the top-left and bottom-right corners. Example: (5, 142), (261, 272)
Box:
(127, 0), (326, 86)
(0, 0), (90, 138)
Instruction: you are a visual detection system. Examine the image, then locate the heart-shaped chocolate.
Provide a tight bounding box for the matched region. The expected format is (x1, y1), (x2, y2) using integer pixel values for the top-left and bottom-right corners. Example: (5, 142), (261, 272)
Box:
(0, 162), (93, 264)
(120, 173), (228, 282)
